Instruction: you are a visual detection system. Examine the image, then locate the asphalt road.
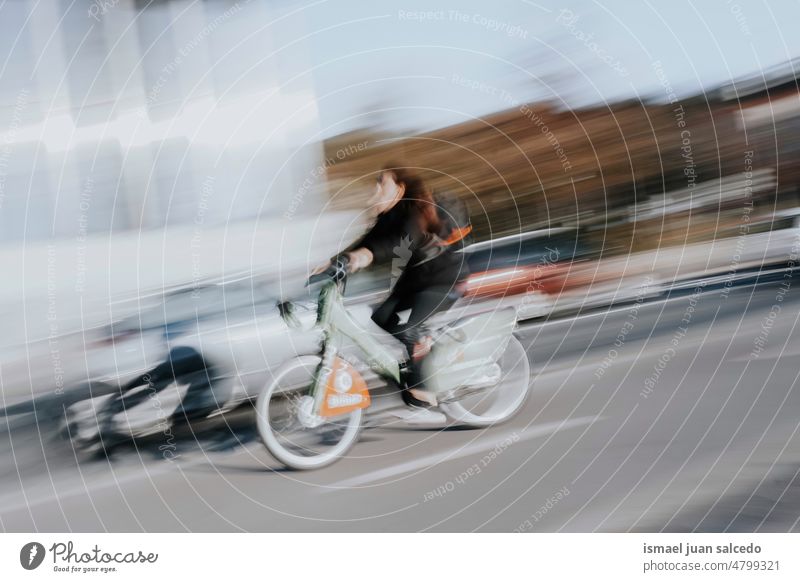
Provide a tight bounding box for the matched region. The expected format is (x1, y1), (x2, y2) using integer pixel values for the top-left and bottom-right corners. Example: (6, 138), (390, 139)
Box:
(2, 272), (800, 532)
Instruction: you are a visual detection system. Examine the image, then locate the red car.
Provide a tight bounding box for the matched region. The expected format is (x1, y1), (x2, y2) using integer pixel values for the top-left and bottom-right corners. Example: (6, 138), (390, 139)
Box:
(461, 228), (597, 299)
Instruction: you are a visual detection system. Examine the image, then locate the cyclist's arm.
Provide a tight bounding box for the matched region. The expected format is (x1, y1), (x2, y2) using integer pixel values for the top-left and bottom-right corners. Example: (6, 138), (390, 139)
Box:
(346, 247), (373, 272)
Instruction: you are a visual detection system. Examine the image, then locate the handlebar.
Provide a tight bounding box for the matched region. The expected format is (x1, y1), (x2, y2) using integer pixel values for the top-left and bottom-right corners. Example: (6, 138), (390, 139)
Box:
(306, 254), (350, 287)
(306, 271), (330, 286)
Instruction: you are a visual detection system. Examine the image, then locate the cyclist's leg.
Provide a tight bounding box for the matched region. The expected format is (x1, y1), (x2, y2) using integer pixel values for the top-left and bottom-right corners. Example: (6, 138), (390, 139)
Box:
(371, 287), (414, 337)
(397, 286), (459, 398)
(402, 286), (459, 343)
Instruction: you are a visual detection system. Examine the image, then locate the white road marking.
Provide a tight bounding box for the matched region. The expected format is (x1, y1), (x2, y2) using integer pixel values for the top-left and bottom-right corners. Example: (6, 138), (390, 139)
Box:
(322, 415), (602, 490)
(0, 450), (223, 515)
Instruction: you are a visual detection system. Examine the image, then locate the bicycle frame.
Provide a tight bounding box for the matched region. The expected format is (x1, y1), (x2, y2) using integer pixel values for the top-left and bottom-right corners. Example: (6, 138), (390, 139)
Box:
(308, 280), (400, 415)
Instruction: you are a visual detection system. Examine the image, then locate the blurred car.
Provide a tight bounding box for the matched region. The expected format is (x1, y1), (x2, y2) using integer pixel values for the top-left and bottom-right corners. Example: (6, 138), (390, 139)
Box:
(461, 227), (597, 299)
(57, 273), (408, 453)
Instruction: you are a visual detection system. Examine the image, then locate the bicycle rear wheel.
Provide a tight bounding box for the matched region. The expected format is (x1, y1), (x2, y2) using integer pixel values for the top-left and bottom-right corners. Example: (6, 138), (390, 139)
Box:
(440, 336), (531, 427)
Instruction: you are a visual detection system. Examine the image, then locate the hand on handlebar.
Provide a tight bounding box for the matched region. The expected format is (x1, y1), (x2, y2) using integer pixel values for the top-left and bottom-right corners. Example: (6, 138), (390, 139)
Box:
(348, 247), (373, 271)
(306, 254), (351, 286)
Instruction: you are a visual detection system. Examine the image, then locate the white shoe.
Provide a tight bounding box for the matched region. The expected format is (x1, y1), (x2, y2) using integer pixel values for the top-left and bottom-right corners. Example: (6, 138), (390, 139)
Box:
(390, 407), (447, 426)
(407, 388), (438, 407)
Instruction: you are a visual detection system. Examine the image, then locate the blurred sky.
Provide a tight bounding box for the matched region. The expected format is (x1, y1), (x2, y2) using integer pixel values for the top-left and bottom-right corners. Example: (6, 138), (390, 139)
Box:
(1, 0), (798, 242)
(297, 0), (800, 136)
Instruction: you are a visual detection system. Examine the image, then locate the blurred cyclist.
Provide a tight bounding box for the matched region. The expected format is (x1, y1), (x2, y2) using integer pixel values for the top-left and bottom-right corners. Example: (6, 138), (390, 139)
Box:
(317, 164), (470, 409)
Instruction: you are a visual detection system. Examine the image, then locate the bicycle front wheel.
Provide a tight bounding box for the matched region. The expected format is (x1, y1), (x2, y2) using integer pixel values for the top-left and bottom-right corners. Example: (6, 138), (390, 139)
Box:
(255, 355), (362, 470)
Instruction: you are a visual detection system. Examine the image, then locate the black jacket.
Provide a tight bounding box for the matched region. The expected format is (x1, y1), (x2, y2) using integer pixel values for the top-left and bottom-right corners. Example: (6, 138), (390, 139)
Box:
(351, 199), (468, 293)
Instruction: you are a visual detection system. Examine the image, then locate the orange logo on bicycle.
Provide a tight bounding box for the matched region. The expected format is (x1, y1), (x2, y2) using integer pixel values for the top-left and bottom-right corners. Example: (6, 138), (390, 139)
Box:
(319, 358), (370, 417)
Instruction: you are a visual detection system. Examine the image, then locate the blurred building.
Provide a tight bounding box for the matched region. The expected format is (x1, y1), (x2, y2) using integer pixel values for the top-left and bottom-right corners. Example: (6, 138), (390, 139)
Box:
(0, 0), (324, 245)
(323, 65), (800, 255)
(0, 0), (356, 356)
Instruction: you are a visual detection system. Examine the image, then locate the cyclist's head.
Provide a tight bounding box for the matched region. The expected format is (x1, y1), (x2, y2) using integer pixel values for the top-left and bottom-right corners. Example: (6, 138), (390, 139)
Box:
(371, 163), (441, 234)
(371, 167), (405, 214)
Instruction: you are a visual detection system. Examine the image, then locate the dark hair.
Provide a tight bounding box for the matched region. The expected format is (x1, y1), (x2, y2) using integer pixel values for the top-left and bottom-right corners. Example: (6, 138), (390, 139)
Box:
(381, 163), (441, 235)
